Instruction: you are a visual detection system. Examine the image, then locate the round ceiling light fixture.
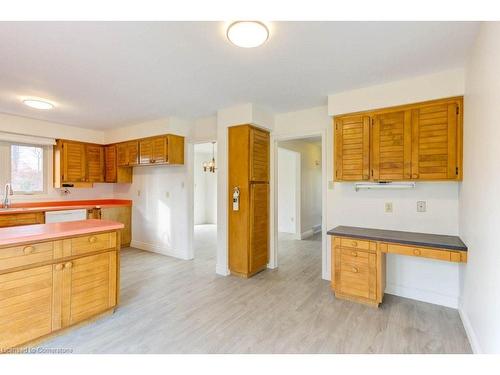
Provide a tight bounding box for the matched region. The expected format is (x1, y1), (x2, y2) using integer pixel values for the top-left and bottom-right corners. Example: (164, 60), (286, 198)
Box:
(226, 21), (269, 48)
(22, 98), (55, 110)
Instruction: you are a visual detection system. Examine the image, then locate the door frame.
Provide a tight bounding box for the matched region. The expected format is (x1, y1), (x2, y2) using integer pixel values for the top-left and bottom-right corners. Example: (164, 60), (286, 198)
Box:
(269, 129), (328, 279)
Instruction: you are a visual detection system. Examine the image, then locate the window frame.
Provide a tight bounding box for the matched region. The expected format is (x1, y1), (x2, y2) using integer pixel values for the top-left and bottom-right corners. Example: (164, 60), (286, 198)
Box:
(5, 142), (49, 195)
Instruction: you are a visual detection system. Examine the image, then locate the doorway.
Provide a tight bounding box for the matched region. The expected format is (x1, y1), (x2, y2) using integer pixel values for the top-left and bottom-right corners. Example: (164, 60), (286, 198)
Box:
(193, 142), (217, 264)
(274, 136), (324, 276)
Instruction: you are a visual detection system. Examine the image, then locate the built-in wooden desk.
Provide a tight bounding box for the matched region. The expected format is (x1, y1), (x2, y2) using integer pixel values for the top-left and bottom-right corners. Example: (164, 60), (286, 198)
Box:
(327, 226), (467, 307)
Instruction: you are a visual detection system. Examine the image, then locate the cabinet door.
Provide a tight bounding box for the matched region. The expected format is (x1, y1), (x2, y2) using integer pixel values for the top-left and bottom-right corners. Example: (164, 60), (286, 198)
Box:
(139, 139), (153, 164)
(249, 128), (269, 182)
(372, 110), (412, 181)
(86, 145), (104, 182)
(104, 145), (117, 182)
(411, 101), (460, 180)
(100, 207), (131, 247)
(62, 141), (86, 182)
(116, 143), (129, 167)
(60, 251), (117, 327)
(249, 183), (269, 274)
(0, 265), (53, 350)
(334, 115), (370, 181)
(152, 137), (167, 164)
(127, 141), (139, 166)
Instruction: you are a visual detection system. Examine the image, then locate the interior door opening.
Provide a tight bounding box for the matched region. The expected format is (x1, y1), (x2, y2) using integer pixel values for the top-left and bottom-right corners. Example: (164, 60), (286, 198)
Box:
(276, 137), (323, 275)
(193, 142), (217, 265)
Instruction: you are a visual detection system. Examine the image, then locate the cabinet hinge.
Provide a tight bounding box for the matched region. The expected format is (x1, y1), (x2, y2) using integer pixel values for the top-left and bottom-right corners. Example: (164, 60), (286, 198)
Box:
(371, 169), (374, 177)
(456, 107), (459, 115)
(456, 167), (459, 175)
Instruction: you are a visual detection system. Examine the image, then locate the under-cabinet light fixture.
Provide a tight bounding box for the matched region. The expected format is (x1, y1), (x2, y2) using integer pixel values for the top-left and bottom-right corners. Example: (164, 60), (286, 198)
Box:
(354, 182), (416, 192)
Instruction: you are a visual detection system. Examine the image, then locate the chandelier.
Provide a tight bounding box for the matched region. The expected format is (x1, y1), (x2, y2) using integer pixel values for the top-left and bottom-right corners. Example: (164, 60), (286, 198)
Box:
(202, 142), (216, 173)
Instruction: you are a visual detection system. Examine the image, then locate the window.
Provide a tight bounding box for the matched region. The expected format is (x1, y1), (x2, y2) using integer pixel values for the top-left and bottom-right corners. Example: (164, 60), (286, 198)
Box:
(10, 144), (45, 194)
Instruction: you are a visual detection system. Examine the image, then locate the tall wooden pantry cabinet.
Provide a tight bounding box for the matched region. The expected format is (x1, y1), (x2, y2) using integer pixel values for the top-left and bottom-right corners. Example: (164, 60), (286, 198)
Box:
(228, 125), (270, 278)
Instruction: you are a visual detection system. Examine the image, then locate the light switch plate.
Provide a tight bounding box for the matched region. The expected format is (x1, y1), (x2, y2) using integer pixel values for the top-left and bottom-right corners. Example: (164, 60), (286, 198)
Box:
(417, 201), (426, 212)
(385, 202), (393, 213)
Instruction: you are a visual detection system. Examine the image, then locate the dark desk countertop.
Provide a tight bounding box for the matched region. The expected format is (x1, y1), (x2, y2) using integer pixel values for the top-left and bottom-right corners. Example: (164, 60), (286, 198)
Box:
(327, 226), (467, 251)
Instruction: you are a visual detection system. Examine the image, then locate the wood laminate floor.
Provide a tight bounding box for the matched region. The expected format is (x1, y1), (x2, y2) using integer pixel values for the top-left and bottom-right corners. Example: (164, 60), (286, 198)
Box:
(40, 225), (471, 353)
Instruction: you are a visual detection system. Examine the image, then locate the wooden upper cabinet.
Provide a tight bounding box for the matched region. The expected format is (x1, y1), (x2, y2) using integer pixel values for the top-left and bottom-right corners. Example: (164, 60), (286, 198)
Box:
(116, 141), (139, 167)
(411, 101), (461, 180)
(61, 141), (86, 183)
(334, 115), (370, 181)
(372, 110), (412, 181)
(139, 136), (167, 165)
(334, 97), (463, 182)
(249, 127), (270, 182)
(85, 144), (104, 182)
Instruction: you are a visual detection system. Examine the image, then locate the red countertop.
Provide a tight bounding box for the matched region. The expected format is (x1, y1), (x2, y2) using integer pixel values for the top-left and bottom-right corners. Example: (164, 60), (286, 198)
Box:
(0, 219), (124, 247)
(0, 199), (132, 215)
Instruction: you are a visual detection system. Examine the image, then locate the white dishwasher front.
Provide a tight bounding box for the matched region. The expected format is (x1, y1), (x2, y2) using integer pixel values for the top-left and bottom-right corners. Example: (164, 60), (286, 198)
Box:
(45, 209), (87, 223)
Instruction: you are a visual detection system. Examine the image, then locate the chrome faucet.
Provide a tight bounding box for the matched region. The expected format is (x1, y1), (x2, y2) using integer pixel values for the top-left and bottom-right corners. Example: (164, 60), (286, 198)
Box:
(3, 183), (13, 208)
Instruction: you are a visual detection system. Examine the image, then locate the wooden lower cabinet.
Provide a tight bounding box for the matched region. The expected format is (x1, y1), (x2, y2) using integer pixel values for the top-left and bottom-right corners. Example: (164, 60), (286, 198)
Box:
(0, 212), (45, 228)
(90, 206), (132, 247)
(0, 231), (120, 352)
(332, 237), (385, 307)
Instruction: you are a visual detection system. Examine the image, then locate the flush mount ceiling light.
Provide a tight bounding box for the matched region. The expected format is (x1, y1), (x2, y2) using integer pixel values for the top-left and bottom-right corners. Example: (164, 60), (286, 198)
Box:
(22, 99), (54, 110)
(226, 21), (269, 48)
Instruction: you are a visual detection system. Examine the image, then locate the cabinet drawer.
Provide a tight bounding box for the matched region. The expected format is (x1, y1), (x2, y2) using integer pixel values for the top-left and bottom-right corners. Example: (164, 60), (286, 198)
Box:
(341, 247), (370, 259)
(70, 233), (116, 256)
(0, 213), (43, 228)
(386, 243), (451, 261)
(0, 241), (54, 272)
(340, 237), (370, 250)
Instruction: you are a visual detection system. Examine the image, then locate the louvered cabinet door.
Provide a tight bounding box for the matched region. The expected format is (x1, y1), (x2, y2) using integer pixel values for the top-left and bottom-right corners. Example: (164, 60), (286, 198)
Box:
(152, 136), (167, 164)
(249, 183), (269, 274)
(334, 115), (370, 181)
(62, 141), (86, 182)
(139, 139), (153, 164)
(372, 110), (412, 181)
(104, 145), (117, 182)
(61, 251), (117, 327)
(411, 101), (460, 180)
(116, 143), (129, 167)
(249, 128), (270, 182)
(0, 265), (53, 350)
(127, 141), (139, 166)
(86, 145), (104, 182)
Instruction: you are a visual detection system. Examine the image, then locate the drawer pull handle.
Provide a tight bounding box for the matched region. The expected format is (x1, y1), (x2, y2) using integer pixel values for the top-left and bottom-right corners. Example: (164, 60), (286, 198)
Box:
(65, 262), (73, 269)
(89, 236), (97, 243)
(351, 267), (358, 273)
(23, 246), (34, 255)
(351, 241), (358, 247)
(413, 249), (421, 256)
(55, 264), (63, 271)
(351, 251), (358, 257)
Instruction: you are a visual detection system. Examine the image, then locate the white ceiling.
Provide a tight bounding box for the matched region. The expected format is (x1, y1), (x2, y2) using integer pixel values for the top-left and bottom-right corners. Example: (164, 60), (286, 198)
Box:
(0, 22), (479, 129)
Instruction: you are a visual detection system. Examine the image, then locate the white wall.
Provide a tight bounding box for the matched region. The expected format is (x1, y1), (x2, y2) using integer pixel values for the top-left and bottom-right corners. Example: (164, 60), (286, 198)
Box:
(278, 140), (322, 238)
(0, 112), (105, 144)
(194, 148), (217, 225)
(459, 22), (500, 354)
(277, 147), (300, 235)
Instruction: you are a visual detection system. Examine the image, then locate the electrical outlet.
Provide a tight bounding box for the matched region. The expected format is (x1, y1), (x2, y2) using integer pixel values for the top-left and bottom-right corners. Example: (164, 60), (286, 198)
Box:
(137, 190), (141, 197)
(166, 191), (170, 199)
(385, 202), (393, 213)
(417, 201), (426, 212)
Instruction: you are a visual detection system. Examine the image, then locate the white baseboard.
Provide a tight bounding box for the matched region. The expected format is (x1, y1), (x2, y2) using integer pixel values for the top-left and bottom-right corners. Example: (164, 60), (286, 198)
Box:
(459, 304), (482, 354)
(130, 240), (191, 260)
(216, 263), (230, 276)
(300, 229), (314, 239)
(300, 225), (322, 240)
(385, 283), (459, 309)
